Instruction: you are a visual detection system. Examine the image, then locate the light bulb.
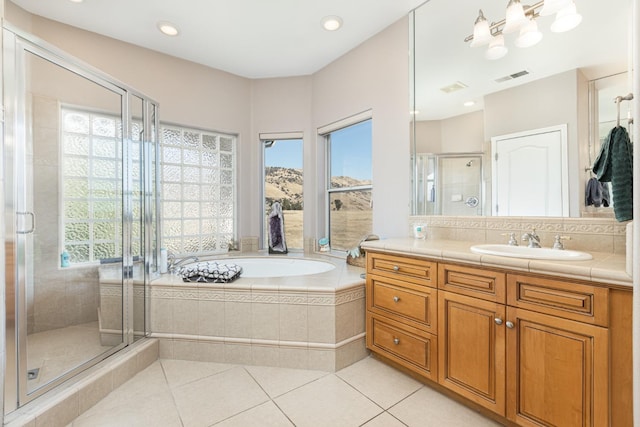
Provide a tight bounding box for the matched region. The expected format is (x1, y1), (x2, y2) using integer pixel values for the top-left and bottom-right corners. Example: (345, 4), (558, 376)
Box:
(503, 0), (528, 34)
(539, 0), (572, 16)
(550, 2), (582, 33)
(485, 34), (508, 60)
(470, 10), (492, 47)
(515, 17), (543, 48)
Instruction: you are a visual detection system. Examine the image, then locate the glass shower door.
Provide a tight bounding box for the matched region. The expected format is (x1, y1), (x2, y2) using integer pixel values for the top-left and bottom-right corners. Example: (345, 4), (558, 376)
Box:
(4, 31), (127, 409)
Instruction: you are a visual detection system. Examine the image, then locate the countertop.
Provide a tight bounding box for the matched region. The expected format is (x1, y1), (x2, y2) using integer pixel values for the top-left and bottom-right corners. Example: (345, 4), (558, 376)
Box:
(360, 238), (632, 288)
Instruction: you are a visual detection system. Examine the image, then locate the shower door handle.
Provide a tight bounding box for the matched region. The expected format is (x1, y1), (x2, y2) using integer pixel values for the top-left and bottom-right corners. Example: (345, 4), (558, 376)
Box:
(16, 211), (35, 234)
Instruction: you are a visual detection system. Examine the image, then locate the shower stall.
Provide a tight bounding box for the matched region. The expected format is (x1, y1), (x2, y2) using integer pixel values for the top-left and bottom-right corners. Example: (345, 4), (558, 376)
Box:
(3, 26), (160, 413)
(414, 153), (484, 216)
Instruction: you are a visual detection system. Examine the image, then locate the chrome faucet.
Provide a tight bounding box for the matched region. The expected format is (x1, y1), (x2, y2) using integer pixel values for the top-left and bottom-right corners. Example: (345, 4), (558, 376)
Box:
(552, 235), (571, 250)
(167, 253), (199, 273)
(502, 232), (518, 246)
(521, 229), (541, 248)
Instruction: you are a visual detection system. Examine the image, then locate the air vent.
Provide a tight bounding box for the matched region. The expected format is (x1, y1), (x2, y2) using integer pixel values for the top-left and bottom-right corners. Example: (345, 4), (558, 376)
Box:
(439, 81), (468, 94)
(495, 70), (530, 83)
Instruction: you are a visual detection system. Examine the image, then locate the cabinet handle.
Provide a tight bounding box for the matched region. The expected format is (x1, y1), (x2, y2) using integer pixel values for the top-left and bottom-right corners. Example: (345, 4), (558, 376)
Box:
(506, 321), (515, 329)
(393, 296), (400, 303)
(494, 318), (503, 325)
(393, 265), (400, 271)
(393, 338), (400, 345)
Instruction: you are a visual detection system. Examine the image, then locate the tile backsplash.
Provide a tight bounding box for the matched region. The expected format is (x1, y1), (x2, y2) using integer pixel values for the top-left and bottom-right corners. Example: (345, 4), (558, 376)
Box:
(409, 216), (630, 255)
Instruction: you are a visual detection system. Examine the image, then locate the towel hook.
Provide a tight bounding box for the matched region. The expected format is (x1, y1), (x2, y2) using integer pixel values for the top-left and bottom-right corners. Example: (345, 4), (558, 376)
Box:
(614, 93), (634, 127)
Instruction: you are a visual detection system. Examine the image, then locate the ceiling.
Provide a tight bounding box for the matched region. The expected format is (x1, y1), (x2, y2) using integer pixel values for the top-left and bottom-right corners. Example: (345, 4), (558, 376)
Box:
(9, 0), (427, 79)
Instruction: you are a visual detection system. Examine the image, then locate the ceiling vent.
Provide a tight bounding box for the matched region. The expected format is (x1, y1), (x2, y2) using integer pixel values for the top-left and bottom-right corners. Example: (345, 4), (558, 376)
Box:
(439, 81), (468, 93)
(495, 70), (530, 83)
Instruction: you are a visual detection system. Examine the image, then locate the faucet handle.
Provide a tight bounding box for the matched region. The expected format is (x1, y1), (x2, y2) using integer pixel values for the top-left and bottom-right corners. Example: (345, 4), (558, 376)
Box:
(552, 235), (571, 250)
(501, 232), (518, 246)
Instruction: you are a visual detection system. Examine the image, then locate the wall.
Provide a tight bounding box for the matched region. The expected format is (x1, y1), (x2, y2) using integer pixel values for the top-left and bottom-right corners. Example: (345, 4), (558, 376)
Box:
(415, 110), (484, 154)
(5, 4), (256, 239)
(250, 76), (313, 245)
(7, 3), (411, 244)
(484, 69), (588, 216)
(311, 18), (410, 239)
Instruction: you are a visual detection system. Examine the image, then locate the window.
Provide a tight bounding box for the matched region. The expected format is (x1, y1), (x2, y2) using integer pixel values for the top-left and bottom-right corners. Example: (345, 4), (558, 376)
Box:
(263, 138), (303, 250)
(160, 125), (236, 254)
(325, 119), (373, 251)
(62, 107), (237, 262)
(61, 107), (133, 263)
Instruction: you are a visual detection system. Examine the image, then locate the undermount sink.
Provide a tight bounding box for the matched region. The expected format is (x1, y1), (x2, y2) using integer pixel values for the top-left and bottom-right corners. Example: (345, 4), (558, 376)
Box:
(470, 244), (593, 261)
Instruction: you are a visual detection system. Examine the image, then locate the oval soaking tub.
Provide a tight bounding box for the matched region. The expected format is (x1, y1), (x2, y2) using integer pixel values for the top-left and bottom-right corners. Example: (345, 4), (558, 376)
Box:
(186, 257), (336, 278)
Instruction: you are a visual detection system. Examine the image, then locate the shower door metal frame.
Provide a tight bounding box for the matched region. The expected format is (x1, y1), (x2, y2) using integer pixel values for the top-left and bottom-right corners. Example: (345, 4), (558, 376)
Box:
(3, 25), (159, 412)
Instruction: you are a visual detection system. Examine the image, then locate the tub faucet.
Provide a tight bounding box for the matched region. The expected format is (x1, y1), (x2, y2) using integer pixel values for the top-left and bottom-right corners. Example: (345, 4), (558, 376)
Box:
(522, 229), (541, 248)
(167, 253), (199, 273)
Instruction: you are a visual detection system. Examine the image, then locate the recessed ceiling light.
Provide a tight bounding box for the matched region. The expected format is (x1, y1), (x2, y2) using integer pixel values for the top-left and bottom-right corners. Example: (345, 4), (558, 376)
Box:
(321, 16), (343, 31)
(69, 0), (84, 3)
(463, 101), (476, 107)
(157, 21), (180, 37)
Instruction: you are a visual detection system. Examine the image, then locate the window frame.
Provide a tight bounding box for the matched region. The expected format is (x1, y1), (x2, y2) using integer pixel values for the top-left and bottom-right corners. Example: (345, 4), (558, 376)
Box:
(260, 131), (304, 251)
(319, 112), (373, 252)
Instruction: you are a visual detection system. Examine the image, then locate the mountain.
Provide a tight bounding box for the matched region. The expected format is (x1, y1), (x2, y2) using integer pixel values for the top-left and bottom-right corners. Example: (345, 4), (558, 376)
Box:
(265, 167), (371, 211)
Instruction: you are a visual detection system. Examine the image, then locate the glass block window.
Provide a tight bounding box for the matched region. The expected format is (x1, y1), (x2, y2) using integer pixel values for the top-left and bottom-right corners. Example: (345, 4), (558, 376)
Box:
(160, 125), (236, 254)
(61, 108), (127, 263)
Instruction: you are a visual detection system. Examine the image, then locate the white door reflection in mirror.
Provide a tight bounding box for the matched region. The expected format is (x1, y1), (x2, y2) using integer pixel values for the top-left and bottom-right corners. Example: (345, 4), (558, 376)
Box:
(492, 125), (568, 216)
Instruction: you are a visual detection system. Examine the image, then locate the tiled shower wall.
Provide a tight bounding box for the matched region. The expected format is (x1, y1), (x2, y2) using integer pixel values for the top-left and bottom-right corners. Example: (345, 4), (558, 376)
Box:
(31, 95), (100, 333)
(409, 215), (629, 255)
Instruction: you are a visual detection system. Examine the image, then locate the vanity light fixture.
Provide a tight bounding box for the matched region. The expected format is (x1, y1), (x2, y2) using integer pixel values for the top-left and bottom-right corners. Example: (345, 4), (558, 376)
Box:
(549, 2), (582, 32)
(514, 16), (543, 48)
(69, 0), (84, 3)
(470, 10), (492, 47)
(321, 16), (343, 31)
(466, 0), (581, 59)
(539, 0), (572, 16)
(157, 21), (180, 37)
(503, 0), (528, 34)
(463, 101), (476, 107)
(485, 34), (508, 60)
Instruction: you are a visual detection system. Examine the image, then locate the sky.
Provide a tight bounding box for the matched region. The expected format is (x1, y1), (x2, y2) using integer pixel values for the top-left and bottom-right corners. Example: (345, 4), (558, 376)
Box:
(264, 120), (372, 181)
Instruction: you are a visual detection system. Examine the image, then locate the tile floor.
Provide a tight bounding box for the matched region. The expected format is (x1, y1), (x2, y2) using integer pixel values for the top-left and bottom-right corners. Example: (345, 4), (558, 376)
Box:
(27, 321), (113, 390)
(69, 356), (502, 427)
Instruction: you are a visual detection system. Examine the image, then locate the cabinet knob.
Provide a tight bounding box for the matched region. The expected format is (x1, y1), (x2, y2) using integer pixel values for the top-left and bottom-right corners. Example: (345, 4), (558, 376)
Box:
(393, 296), (400, 303)
(393, 265), (400, 271)
(494, 318), (503, 325)
(506, 321), (515, 329)
(393, 338), (400, 345)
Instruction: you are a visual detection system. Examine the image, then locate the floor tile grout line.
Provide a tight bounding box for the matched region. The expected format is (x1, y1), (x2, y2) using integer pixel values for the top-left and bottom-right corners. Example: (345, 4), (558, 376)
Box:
(158, 360), (187, 427)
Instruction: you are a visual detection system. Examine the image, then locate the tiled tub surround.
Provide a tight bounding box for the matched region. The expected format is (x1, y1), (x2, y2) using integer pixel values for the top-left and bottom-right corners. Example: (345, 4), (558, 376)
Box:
(148, 253), (368, 371)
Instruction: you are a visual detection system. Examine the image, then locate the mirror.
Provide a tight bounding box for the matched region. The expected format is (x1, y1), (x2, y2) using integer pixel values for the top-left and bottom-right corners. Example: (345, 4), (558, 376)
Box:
(410, 0), (633, 216)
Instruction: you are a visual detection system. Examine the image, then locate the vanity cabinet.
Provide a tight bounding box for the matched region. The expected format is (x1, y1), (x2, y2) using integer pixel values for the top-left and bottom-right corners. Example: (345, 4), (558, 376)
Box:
(366, 252), (438, 380)
(438, 290), (506, 415)
(365, 251), (629, 427)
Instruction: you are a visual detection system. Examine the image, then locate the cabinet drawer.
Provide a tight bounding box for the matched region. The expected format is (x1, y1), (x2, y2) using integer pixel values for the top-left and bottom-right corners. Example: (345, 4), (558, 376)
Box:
(438, 263), (506, 303)
(367, 312), (437, 380)
(367, 276), (437, 333)
(367, 251), (437, 288)
(507, 274), (609, 327)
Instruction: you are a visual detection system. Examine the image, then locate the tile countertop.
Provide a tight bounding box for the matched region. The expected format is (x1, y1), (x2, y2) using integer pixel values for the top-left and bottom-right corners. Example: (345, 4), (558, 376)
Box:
(360, 238), (632, 288)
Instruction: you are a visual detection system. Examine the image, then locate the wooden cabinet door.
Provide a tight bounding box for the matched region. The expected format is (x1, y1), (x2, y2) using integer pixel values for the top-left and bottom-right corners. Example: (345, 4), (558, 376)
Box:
(506, 307), (609, 427)
(438, 291), (506, 416)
